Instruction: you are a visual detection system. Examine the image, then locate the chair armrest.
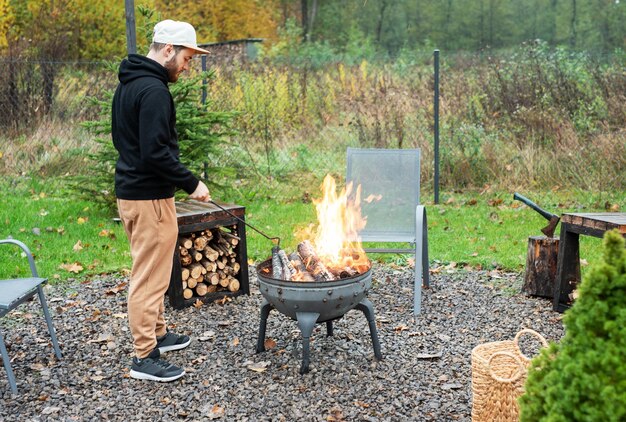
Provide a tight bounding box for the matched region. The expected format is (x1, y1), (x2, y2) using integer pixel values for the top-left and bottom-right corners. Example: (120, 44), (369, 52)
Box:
(0, 239), (40, 277)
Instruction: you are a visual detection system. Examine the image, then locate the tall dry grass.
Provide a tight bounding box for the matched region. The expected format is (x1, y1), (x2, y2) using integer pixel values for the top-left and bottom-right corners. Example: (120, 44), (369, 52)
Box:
(2, 46), (624, 195)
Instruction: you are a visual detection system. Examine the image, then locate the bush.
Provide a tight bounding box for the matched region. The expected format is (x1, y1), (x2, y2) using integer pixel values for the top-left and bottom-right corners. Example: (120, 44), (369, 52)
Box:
(519, 230), (626, 421)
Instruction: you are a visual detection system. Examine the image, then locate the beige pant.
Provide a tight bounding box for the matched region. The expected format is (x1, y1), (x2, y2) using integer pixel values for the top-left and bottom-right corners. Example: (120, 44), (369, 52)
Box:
(117, 198), (178, 358)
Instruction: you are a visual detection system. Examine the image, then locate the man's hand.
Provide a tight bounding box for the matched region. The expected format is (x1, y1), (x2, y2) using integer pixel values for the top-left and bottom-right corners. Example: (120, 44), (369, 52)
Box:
(189, 181), (211, 202)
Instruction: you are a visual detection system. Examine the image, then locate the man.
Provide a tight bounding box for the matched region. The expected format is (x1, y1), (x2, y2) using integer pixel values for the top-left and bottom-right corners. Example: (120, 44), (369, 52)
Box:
(112, 20), (211, 382)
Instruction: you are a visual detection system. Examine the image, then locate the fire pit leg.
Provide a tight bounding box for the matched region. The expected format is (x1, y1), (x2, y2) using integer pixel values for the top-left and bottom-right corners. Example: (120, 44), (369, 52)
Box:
(355, 299), (383, 361)
(256, 299), (273, 353)
(326, 321), (333, 337)
(296, 312), (319, 374)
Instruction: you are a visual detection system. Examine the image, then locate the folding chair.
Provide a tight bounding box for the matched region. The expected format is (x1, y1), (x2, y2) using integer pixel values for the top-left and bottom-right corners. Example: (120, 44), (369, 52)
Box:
(0, 239), (62, 394)
(346, 148), (429, 315)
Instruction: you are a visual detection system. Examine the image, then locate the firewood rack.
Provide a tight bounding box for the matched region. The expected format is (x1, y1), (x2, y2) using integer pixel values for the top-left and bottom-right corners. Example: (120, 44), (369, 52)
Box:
(167, 201), (249, 309)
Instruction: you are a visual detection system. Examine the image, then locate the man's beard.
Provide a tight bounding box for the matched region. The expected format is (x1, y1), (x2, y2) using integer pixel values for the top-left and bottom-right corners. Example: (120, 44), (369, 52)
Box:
(164, 57), (179, 83)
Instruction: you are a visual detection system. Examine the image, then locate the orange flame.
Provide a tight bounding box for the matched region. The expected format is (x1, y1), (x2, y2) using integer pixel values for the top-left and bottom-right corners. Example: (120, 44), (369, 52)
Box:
(311, 175), (370, 272)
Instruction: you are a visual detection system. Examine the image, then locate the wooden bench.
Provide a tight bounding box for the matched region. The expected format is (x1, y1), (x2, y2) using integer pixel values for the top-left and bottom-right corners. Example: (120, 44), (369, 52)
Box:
(553, 212), (626, 312)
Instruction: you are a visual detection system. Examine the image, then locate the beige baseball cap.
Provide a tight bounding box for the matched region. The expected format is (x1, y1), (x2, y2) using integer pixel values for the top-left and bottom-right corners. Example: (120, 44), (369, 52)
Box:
(152, 20), (210, 55)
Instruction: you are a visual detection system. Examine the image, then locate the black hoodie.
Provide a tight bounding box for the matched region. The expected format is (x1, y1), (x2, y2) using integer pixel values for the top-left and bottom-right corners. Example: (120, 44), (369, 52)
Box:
(111, 54), (199, 200)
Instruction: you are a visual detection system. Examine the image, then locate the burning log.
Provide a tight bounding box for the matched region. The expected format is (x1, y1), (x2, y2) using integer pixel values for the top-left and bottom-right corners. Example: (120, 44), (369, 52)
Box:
(329, 266), (358, 278)
(288, 252), (315, 281)
(272, 247), (283, 279)
(278, 249), (296, 279)
(297, 240), (335, 282)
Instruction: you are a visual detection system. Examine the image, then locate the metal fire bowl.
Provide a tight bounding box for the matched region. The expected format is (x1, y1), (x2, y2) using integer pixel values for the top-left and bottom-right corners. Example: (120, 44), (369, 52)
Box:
(256, 259), (372, 322)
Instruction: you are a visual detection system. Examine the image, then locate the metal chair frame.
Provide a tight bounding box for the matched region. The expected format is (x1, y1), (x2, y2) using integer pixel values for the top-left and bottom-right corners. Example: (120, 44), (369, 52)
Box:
(0, 239), (62, 394)
(346, 148), (430, 315)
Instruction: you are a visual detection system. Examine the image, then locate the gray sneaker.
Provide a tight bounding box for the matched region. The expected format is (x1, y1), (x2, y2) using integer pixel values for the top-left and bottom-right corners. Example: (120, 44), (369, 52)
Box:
(130, 349), (185, 382)
(156, 331), (191, 354)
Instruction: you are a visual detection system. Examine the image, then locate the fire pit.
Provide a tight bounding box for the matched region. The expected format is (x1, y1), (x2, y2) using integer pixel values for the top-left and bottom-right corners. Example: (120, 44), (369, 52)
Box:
(255, 175), (384, 373)
(255, 258), (382, 374)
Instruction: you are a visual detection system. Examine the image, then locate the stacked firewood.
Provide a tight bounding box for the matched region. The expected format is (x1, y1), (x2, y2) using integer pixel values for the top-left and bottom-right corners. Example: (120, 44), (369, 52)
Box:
(270, 240), (370, 282)
(178, 226), (241, 299)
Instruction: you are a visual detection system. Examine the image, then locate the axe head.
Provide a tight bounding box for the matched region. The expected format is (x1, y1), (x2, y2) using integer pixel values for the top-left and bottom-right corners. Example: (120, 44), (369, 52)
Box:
(541, 215), (560, 238)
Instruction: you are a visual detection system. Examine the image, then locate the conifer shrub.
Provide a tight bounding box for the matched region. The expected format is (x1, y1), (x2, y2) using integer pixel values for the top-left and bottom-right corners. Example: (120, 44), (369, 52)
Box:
(520, 229), (626, 421)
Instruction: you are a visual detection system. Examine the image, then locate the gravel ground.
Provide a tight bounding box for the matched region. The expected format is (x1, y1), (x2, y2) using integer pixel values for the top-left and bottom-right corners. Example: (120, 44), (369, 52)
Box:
(0, 264), (564, 421)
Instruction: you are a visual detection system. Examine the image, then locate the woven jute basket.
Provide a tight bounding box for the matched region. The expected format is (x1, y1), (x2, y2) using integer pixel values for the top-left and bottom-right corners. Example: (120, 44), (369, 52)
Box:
(471, 329), (548, 422)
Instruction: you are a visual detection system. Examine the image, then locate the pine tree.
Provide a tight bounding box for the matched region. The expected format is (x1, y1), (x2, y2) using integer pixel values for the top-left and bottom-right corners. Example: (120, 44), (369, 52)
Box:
(520, 229), (626, 421)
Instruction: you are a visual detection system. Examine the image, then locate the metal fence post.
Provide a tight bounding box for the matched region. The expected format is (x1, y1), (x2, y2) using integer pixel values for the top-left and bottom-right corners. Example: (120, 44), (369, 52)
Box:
(201, 55), (207, 105)
(125, 0), (137, 56)
(433, 49), (440, 204)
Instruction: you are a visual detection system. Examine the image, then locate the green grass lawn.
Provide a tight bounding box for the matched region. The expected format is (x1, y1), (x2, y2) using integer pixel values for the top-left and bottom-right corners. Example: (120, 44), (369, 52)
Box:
(0, 177), (622, 282)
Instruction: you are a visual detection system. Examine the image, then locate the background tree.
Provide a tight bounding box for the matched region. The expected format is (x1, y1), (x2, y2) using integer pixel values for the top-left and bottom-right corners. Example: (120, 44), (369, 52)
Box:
(154, 0), (279, 43)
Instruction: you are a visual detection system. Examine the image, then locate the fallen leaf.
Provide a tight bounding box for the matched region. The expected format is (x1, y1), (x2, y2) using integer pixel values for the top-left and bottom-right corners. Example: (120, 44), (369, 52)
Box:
(192, 355), (209, 365)
(327, 407), (345, 421)
(77, 217), (87, 224)
(197, 330), (216, 341)
(105, 282), (127, 295)
(442, 383), (463, 390)
(87, 309), (101, 322)
(98, 229), (117, 239)
(246, 361), (270, 372)
(264, 338), (277, 349)
(112, 313), (127, 319)
(416, 352), (443, 359)
(30, 363), (46, 371)
(193, 299), (204, 309)
(394, 325), (409, 333)
(73, 240), (83, 251)
(232, 337), (240, 347)
(206, 404), (225, 419)
(90, 375), (105, 381)
(59, 262), (84, 274)
(87, 332), (114, 344)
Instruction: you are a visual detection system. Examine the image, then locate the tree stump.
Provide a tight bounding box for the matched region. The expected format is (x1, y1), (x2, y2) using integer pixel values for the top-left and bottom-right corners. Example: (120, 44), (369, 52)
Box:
(522, 236), (559, 298)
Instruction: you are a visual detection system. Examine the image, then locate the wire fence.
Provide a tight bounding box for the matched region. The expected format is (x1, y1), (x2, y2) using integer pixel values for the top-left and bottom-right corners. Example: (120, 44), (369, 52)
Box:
(0, 59), (115, 177)
(1, 48), (624, 197)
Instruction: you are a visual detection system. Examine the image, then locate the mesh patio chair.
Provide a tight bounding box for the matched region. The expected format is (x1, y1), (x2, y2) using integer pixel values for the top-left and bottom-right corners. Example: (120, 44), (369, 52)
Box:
(346, 148), (430, 314)
(0, 239), (62, 394)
